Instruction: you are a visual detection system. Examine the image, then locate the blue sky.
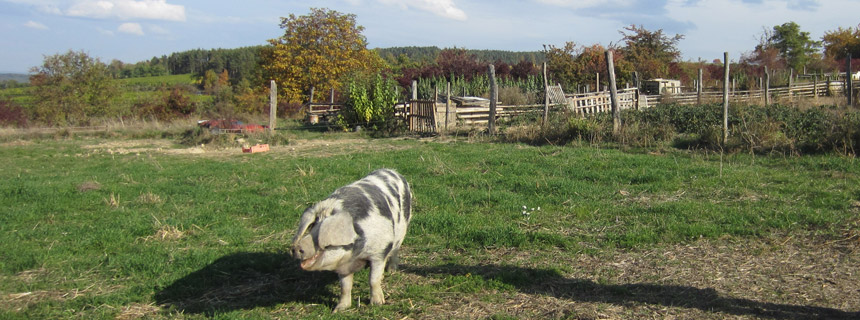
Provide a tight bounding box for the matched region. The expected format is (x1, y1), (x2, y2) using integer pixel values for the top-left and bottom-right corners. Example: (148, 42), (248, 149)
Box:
(1, 0), (857, 73)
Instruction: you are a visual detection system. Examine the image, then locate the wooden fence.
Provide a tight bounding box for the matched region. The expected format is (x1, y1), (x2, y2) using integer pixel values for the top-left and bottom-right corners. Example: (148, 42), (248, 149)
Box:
(566, 88), (641, 114)
(651, 81), (843, 105)
(406, 100), (437, 133)
(303, 79), (852, 131)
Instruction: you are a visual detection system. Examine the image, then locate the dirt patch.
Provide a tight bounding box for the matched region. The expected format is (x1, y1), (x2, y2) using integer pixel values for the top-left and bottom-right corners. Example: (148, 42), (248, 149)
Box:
(78, 139), (176, 156)
(76, 138), (412, 158)
(0, 139), (34, 147)
(115, 303), (160, 320)
(2, 268), (126, 313)
(399, 232), (860, 319)
(3, 290), (78, 312)
(77, 181), (102, 192)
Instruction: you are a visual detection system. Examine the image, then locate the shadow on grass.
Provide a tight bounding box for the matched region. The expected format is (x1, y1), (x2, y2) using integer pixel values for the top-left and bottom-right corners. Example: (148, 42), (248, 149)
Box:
(405, 263), (859, 320)
(154, 252), (338, 315)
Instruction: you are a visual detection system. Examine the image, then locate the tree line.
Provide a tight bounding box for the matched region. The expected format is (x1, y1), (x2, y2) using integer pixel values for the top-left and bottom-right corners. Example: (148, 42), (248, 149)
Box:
(3, 7), (860, 128)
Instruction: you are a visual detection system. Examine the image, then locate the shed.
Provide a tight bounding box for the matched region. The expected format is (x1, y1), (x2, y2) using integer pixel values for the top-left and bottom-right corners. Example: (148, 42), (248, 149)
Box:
(642, 78), (682, 95)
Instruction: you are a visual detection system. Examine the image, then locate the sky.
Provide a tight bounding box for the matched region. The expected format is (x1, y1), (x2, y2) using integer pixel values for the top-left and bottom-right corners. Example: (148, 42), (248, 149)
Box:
(1, 0), (858, 73)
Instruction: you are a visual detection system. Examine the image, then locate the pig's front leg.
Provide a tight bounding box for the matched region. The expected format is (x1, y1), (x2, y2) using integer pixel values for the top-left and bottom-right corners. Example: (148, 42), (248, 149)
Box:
(334, 273), (353, 312)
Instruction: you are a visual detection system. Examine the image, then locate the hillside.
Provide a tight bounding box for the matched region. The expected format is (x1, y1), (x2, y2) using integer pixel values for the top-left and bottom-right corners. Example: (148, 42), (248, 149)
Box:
(0, 73), (29, 83)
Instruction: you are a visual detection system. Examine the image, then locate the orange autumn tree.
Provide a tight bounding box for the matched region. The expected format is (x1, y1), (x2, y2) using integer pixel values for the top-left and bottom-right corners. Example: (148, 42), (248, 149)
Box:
(264, 8), (384, 103)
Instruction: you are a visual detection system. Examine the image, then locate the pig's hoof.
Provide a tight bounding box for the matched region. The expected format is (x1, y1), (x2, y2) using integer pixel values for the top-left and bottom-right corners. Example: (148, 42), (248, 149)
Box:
(333, 302), (351, 312)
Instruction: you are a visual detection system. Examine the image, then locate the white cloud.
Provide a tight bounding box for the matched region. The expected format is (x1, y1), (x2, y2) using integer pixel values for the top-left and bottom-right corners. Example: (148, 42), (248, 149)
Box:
(378, 0), (468, 21)
(534, 0), (634, 9)
(24, 20), (49, 29)
(66, 0), (186, 21)
(118, 22), (144, 35)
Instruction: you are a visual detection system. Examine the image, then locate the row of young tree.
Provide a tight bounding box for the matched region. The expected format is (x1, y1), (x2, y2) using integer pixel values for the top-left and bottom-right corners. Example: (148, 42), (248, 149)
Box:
(106, 47), (264, 85)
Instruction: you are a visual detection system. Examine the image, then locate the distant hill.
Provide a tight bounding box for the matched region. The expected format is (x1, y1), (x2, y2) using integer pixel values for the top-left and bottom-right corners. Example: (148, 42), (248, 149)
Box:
(0, 73), (29, 83)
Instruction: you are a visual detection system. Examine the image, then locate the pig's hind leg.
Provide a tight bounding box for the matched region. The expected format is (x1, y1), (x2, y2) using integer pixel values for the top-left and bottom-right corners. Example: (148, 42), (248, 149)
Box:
(368, 257), (387, 305)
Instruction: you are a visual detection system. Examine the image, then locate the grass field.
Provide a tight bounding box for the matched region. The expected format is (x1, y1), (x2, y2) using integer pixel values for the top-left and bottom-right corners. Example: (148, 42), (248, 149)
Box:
(0, 74), (201, 110)
(1, 127), (858, 319)
(115, 74), (196, 87)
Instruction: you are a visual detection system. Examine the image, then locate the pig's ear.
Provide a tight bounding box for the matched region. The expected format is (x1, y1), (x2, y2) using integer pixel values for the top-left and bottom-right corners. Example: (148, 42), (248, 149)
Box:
(293, 206), (320, 244)
(317, 212), (357, 248)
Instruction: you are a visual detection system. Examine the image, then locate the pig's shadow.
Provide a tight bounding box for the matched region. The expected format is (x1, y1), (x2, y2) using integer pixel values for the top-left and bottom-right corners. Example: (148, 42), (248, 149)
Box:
(405, 263), (859, 320)
(154, 252), (338, 315)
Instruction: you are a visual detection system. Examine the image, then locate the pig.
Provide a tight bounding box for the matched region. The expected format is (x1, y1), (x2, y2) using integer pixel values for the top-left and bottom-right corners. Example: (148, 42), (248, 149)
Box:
(291, 168), (412, 312)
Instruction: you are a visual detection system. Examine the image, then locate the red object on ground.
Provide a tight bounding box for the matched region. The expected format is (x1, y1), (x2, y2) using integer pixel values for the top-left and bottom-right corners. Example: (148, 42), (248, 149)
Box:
(242, 144), (269, 153)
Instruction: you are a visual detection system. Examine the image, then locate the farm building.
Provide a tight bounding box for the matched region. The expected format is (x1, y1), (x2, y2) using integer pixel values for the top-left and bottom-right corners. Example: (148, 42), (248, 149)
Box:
(642, 78), (682, 95)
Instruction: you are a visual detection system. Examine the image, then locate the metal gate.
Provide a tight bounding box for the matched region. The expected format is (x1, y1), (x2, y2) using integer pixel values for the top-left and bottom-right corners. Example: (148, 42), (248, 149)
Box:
(407, 100), (437, 134)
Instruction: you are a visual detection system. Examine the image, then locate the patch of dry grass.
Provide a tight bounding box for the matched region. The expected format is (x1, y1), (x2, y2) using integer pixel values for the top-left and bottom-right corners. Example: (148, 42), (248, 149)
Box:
(77, 181), (101, 192)
(136, 191), (163, 205)
(104, 193), (121, 208)
(114, 303), (160, 320)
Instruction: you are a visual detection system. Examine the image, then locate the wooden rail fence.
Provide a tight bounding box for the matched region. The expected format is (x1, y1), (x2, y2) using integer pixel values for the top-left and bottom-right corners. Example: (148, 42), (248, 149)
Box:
(653, 81), (842, 105)
(303, 80), (852, 131)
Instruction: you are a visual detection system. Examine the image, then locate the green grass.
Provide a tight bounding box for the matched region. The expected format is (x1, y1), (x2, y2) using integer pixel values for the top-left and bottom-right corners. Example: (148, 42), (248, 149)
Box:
(0, 133), (858, 318)
(115, 74), (197, 87)
(0, 74), (199, 110)
(0, 86), (35, 106)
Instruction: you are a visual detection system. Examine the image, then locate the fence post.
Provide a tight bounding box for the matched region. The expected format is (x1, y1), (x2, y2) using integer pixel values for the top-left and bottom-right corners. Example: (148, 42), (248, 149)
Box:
(411, 80), (418, 100)
(722, 52), (730, 143)
(847, 53), (853, 107)
(269, 80), (277, 134)
(328, 87), (335, 112)
(606, 50), (620, 136)
(309, 86), (315, 104)
(632, 71), (640, 109)
(446, 82), (451, 132)
(789, 68), (795, 102)
(813, 74), (819, 100)
(488, 64), (498, 135)
(632, 71), (640, 88)
(697, 69), (703, 105)
(542, 62), (549, 128)
(764, 66), (770, 107)
(596, 73), (600, 93)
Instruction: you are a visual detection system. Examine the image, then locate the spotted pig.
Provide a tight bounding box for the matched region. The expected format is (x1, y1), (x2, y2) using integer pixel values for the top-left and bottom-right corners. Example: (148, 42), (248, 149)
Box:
(291, 168), (412, 312)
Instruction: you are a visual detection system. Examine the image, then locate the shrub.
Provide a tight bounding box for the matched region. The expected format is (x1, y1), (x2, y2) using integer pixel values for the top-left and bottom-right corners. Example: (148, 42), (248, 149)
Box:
(164, 86), (196, 117)
(508, 102), (859, 156)
(30, 50), (119, 125)
(179, 126), (289, 148)
(179, 127), (234, 147)
(498, 86), (530, 105)
(278, 101), (304, 119)
(135, 85), (197, 121)
(0, 99), (29, 128)
(336, 74), (400, 133)
(567, 116), (604, 143)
